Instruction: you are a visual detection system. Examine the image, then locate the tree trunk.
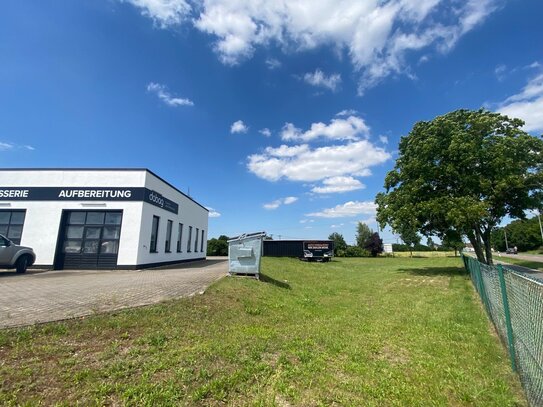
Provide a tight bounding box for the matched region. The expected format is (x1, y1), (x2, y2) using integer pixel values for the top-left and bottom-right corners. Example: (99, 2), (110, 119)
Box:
(482, 227), (494, 265)
(466, 230), (486, 263)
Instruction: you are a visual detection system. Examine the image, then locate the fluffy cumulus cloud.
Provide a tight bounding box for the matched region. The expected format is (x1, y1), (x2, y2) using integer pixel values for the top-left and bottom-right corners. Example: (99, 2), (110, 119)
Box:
(306, 201), (377, 218)
(230, 120), (249, 134)
(303, 69), (341, 92)
(263, 196), (298, 210)
(147, 82), (194, 106)
(126, 0), (499, 93)
(206, 207), (221, 217)
(280, 115), (370, 142)
(498, 73), (543, 132)
(311, 176), (365, 194)
(248, 140), (388, 182)
(126, 0), (191, 27)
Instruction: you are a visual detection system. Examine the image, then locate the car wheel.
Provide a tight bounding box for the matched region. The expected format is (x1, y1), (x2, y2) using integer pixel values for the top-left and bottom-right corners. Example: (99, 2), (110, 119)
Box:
(15, 255), (29, 274)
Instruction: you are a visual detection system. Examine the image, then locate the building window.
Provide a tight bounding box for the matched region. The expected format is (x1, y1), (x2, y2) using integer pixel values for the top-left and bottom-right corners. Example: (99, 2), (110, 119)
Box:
(62, 211), (122, 255)
(187, 226), (192, 252)
(195, 228), (199, 252)
(0, 210), (26, 245)
(165, 220), (173, 252)
(200, 229), (205, 252)
(150, 215), (159, 253)
(177, 223), (183, 252)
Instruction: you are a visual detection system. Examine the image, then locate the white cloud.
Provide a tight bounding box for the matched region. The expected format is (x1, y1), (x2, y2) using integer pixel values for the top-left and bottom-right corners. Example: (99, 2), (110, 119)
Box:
(126, 0), (499, 93)
(303, 69), (341, 92)
(280, 115), (370, 142)
(230, 120), (249, 134)
(126, 0), (191, 27)
(497, 73), (543, 132)
(336, 109), (358, 117)
(265, 58), (281, 69)
(0, 142), (14, 151)
(263, 196), (298, 210)
(306, 201), (377, 218)
(259, 128), (272, 137)
(299, 219), (314, 224)
(330, 223), (344, 228)
(495, 64), (507, 82)
(0, 142), (35, 151)
(248, 140), (389, 182)
(147, 82), (194, 106)
(379, 135), (389, 144)
(311, 176), (364, 194)
(206, 207), (221, 217)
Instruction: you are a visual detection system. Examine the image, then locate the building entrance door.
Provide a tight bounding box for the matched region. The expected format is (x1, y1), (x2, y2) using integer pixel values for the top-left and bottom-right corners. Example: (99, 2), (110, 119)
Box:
(54, 210), (122, 269)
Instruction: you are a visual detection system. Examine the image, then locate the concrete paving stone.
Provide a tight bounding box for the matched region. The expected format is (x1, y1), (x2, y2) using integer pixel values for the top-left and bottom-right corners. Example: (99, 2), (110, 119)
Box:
(0, 258), (227, 328)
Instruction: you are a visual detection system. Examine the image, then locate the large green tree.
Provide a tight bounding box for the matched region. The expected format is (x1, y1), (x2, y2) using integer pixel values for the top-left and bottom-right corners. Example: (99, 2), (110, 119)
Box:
(376, 109), (543, 265)
(328, 232), (347, 255)
(356, 222), (373, 248)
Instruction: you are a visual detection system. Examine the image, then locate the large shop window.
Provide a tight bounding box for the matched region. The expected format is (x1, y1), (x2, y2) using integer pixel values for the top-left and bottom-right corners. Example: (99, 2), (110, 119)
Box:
(0, 210), (26, 245)
(165, 220), (173, 252)
(150, 215), (160, 253)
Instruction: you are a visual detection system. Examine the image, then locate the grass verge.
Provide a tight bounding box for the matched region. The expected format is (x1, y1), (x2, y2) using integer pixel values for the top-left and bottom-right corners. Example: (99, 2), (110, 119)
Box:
(499, 256), (543, 271)
(0, 257), (526, 406)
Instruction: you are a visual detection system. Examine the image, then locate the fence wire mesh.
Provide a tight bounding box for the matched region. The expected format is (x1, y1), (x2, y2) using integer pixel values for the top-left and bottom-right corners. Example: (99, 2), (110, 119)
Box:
(462, 254), (543, 406)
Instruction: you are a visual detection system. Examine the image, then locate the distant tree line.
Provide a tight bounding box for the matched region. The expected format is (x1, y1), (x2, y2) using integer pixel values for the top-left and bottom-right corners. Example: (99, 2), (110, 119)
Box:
(207, 235), (229, 256)
(328, 222), (384, 257)
(491, 216), (543, 252)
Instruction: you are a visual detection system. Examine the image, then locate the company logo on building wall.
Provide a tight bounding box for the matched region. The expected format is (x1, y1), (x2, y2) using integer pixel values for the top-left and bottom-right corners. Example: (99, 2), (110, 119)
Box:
(0, 187), (179, 214)
(147, 191), (164, 207)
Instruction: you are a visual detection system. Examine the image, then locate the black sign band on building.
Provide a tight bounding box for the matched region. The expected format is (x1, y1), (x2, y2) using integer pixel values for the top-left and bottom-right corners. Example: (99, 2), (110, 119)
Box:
(0, 187), (179, 214)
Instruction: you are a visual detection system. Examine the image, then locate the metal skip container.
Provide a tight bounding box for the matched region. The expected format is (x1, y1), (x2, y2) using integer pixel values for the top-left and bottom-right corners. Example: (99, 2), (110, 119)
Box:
(227, 232), (266, 278)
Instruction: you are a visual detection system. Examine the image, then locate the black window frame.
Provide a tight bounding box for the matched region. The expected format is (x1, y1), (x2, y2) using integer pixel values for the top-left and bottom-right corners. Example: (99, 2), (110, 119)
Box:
(187, 226), (192, 252)
(150, 215), (160, 253)
(165, 220), (173, 253)
(0, 210), (26, 245)
(177, 223), (183, 253)
(194, 228), (199, 253)
(200, 229), (205, 252)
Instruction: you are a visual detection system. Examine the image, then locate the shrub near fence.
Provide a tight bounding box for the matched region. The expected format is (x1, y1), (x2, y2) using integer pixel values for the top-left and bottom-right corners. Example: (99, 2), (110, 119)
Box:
(461, 254), (543, 406)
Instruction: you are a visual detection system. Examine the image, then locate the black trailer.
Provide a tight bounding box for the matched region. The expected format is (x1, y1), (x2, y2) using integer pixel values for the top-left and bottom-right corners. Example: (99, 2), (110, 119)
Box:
(263, 240), (334, 261)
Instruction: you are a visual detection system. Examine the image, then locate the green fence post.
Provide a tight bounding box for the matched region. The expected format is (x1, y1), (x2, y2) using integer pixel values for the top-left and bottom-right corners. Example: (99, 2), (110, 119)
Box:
(497, 264), (517, 372)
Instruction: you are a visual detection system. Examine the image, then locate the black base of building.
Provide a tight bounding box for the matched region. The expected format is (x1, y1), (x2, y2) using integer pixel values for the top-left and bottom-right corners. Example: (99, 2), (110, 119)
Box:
(29, 257), (207, 271)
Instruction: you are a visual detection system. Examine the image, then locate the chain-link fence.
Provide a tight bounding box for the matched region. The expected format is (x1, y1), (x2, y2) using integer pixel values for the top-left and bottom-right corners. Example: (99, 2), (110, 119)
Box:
(461, 254), (543, 406)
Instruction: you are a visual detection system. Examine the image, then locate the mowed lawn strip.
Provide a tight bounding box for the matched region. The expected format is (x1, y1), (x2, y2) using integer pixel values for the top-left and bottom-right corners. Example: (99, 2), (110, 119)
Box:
(499, 255), (543, 271)
(0, 257), (526, 406)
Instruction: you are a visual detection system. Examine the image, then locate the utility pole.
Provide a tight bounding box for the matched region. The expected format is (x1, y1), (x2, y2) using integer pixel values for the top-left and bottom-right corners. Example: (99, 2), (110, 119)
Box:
(504, 228), (509, 251)
(537, 210), (543, 245)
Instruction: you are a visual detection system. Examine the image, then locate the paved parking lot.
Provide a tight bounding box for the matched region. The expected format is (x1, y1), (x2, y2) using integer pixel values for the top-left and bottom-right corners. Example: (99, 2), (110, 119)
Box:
(0, 258), (227, 328)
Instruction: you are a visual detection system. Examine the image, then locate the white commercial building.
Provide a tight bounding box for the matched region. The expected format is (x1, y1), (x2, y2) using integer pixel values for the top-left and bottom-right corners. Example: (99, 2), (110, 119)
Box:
(0, 169), (208, 269)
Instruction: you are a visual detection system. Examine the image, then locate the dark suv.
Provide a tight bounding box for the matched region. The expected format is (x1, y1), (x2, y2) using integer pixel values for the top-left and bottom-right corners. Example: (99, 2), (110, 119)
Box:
(0, 234), (36, 273)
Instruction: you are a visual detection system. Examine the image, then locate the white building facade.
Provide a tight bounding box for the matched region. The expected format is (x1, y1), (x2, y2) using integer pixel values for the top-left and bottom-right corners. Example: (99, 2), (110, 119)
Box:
(0, 169), (208, 269)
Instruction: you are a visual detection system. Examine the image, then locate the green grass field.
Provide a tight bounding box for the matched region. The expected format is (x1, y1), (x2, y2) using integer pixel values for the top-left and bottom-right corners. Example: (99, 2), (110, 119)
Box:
(0, 257), (526, 406)
(389, 250), (457, 258)
(499, 255), (543, 271)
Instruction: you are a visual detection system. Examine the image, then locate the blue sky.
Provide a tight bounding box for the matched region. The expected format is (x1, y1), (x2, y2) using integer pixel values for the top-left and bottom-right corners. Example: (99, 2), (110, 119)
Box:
(0, 0), (542, 244)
